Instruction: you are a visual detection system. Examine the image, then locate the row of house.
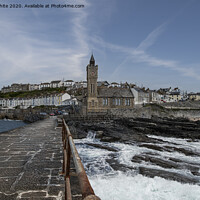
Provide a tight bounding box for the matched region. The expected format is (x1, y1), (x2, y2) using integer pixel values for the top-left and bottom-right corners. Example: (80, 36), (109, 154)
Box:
(131, 87), (188, 104)
(1, 79), (134, 94)
(1, 80), (75, 93)
(132, 87), (200, 104)
(0, 93), (78, 109)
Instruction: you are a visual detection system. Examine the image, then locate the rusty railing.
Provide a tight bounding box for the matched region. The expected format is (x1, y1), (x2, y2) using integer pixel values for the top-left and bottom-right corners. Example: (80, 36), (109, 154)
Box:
(61, 118), (101, 200)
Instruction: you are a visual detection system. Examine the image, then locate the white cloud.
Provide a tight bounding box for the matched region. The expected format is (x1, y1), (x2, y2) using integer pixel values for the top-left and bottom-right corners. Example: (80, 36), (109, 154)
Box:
(137, 21), (168, 51)
(0, 1), (92, 87)
(91, 22), (200, 81)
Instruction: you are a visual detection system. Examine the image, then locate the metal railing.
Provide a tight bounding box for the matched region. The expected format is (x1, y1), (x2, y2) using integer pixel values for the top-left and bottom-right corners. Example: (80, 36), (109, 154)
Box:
(61, 118), (101, 200)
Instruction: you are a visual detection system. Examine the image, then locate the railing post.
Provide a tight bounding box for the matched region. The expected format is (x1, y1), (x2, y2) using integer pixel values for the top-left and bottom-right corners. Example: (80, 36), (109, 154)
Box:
(62, 124), (66, 175)
(65, 140), (71, 199)
(66, 140), (71, 177)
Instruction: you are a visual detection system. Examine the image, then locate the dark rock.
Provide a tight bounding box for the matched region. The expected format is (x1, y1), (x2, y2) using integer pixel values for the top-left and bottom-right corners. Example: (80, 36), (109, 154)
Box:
(164, 145), (200, 156)
(132, 155), (179, 169)
(138, 166), (200, 184)
(106, 157), (136, 172)
(85, 143), (118, 152)
(96, 131), (103, 138)
(138, 144), (166, 152)
(100, 136), (120, 142)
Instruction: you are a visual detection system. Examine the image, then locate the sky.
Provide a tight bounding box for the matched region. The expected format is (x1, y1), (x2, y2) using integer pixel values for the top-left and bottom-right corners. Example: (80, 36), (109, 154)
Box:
(0, 0), (200, 92)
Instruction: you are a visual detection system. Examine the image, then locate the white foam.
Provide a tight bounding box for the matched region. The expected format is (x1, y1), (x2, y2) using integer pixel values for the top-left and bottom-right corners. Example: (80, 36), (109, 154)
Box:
(90, 172), (200, 200)
(75, 133), (200, 200)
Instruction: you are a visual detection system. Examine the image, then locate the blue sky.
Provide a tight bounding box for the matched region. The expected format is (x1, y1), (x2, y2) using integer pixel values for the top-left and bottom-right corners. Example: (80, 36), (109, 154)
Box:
(0, 0), (200, 92)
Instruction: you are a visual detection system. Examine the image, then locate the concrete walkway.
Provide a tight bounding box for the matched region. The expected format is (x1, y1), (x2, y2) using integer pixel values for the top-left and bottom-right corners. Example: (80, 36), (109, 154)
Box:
(0, 117), (64, 200)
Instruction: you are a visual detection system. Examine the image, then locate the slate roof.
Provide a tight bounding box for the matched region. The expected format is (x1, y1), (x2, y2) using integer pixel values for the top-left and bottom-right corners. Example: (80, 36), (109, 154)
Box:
(97, 81), (109, 87)
(98, 87), (133, 98)
(41, 82), (50, 85)
(65, 80), (74, 82)
(51, 80), (61, 83)
(132, 87), (148, 93)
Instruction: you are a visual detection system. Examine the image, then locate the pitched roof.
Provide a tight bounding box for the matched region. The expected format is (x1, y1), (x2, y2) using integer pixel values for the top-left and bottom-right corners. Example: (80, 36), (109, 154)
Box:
(97, 81), (109, 87)
(131, 87), (147, 93)
(111, 82), (119, 85)
(98, 87), (133, 98)
(41, 82), (50, 85)
(65, 80), (74, 82)
(51, 80), (61, 83)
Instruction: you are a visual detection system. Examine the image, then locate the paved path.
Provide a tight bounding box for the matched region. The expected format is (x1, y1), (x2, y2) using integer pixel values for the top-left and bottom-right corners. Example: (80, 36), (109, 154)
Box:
(0, 117), (64, 200)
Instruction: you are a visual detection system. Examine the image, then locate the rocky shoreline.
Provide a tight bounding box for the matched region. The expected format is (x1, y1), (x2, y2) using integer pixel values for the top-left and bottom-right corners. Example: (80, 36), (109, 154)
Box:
(66, 117), (200, 185)
(67, 116), (200, 141)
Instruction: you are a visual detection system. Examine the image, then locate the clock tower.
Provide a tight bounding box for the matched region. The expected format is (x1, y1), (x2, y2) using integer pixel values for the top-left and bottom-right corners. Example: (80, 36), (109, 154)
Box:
(86, 54), (98, 112)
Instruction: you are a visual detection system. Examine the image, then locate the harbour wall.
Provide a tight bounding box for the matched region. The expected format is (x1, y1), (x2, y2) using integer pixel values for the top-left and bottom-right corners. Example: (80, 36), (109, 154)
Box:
(110, 105), (200, 120)
(0, 108), (49, 122)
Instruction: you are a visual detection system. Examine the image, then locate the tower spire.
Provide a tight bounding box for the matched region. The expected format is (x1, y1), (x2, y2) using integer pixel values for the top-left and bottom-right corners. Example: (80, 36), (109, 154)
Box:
(90, 54), (95, 65)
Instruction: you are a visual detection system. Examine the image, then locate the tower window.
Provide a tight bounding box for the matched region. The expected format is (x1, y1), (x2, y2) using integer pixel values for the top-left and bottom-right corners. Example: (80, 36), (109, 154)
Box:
(92, 100), (94, 107)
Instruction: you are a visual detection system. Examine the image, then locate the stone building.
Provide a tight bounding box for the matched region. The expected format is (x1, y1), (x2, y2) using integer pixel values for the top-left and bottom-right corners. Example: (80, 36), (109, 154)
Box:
(1, 84), (29, 93)
(1, 86), (11, 93)
(131, 87), (149, 104)
(82, 55), (134, 114)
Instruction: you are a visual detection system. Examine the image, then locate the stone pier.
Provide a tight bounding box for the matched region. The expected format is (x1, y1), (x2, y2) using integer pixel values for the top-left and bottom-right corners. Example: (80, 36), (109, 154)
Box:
(0, 117), (64, 200)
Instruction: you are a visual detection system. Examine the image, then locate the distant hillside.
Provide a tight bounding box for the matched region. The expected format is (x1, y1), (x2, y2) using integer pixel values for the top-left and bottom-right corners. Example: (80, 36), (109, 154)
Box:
(0, 87), (67, 98)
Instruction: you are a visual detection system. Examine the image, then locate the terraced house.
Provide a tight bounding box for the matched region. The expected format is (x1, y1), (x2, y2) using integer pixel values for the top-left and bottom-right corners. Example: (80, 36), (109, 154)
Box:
(0, 93), (76, 109)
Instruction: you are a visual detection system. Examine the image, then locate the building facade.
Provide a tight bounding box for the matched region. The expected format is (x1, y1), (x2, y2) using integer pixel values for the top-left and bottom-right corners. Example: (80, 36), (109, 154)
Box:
(131, 87), (149, 104)
(0, 93), (77, 109)
(84, 55), (134, 114)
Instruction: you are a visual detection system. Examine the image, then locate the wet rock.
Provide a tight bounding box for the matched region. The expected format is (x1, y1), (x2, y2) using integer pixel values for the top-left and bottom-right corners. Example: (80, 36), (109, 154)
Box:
(138, 166), (200, 184)
(169, 157), (199, 166)
(132, 155), (179, 169)
(164, 145), (200, 156)
(96, 131), (103, 138)
(106, 158), (136, 172)
(68, 117), (200, 146)
(100, 136), (120, 142)
(138, 144), (167, 152)
(85, 143), (118, 152)
(65, 116), (200, 186)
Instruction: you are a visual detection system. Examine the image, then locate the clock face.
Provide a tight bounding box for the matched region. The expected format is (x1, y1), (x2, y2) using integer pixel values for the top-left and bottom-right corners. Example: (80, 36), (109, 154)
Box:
(91, 71), (95, 76)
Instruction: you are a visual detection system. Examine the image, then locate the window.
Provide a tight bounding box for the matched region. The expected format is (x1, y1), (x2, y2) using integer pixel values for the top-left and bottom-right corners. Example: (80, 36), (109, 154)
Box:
(113, 98), (121, 106)
(103, 98), (108, 106)
(93, 84), (95, 94)
(112, 98), (115, 105)
(125, 98), (130, 106)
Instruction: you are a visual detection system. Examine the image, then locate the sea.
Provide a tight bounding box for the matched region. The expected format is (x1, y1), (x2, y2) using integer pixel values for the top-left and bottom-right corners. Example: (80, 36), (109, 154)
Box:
(0, 119), (27, 133)
(75, 132), (200, 200)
